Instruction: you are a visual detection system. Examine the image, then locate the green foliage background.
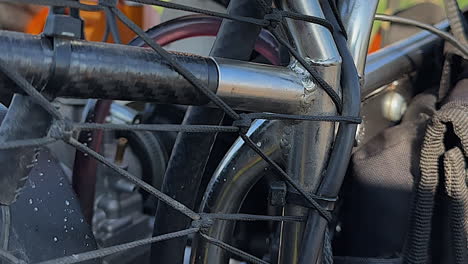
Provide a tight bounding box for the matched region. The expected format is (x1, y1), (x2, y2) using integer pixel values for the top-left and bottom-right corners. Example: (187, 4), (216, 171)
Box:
(373, 0), (468, 37)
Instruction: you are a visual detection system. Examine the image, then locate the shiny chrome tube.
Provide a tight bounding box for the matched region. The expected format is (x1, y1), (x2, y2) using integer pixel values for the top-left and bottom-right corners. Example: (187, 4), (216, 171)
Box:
(213, 58), (305, 113)
(191, 120), (282, 263)
(363, 20), (449, 97)
(338, 0), (379, 78)
(0, 30), (305, 114)
(277, 0), (341, 263)
(192, 5), (446, 264)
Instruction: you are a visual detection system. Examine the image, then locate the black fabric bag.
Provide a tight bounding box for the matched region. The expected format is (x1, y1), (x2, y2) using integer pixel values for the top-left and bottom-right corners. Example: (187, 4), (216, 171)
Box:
(334, 93), (436, 259)
(335, 76), (468, 263)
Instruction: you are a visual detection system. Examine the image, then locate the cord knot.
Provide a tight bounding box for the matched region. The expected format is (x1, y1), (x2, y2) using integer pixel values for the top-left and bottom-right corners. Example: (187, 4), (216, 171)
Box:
(191, 216), (214, 232)
(99, 0), (118, 7)
(49, 119), (74, 142)
(264, 9), (283, 29)
(232, 114), (252, 134)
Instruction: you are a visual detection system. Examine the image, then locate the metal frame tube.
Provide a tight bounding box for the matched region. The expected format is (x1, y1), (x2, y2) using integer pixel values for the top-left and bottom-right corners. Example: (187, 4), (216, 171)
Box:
(188, 2), (273, 263)
(297, 1), (365, 263)
(363, 20), (449, 97)
(0, 24), (442, 115)
(213, 58), (305, 113)
(191, 120), (282, 264)
(277, 1), (341, 263)
(338, 0), (379, 79)
(0, 30), (304, 114)
(191, 8), (446, 264)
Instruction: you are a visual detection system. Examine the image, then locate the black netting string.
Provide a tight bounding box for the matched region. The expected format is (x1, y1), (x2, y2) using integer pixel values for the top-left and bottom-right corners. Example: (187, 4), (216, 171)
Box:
(36, 228), (200, 264)
(67, 137), (201, 220)
(128, 0), (271, 26)
(239, 133), (333, 221)
(326, 0), (348, 39)
(239, 112), (361, 123)
(0, 0), (365, 262)
(103, 4), (122, 44)
(0, 137), (58, 150)
(73, 122), (241, 133)
(202, 213), (306, 222)
(0, 0), (102, 11)
(110, 6), (242, 120)
(108, 1), (345, 220)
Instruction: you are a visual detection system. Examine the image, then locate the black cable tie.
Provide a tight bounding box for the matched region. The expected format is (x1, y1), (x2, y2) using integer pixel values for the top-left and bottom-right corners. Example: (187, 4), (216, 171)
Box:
(286, 191), (337, 211)
(44, 38), (73, 97)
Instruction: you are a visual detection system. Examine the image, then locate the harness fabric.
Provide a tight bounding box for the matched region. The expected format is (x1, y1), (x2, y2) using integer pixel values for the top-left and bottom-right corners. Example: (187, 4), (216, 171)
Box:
(336, 77), (468, 263)
(335, 92), (436, 258)
(404, 81), (468, 264)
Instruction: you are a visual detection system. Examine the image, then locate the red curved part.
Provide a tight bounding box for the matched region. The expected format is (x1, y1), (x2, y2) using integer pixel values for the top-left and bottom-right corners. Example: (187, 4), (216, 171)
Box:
(72, 100), (112, 224)
(129, 15), (281, 65)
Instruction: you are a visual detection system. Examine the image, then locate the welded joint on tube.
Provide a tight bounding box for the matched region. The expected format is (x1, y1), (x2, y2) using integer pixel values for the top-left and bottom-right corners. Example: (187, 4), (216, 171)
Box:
(307, 57), (342, 67)
(288, 59), (317, 113)
(288, 57), (341, 114)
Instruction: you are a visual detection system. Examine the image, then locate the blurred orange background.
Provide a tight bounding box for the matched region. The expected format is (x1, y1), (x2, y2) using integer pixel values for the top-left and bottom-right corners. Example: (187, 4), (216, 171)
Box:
(25, 0), (160, 43)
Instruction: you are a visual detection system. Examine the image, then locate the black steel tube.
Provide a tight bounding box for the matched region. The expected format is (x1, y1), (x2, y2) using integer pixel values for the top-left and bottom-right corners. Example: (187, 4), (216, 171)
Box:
(151, 1), (267, 264)
(298, 1), (361, 263)
(0, 31), (217, 105)
(150, 107), (224, 264)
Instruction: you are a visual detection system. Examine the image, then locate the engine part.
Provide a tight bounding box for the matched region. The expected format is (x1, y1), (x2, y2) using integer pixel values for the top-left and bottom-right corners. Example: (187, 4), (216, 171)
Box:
(93, 137), (152, 264)
(108, 103), (142, 125)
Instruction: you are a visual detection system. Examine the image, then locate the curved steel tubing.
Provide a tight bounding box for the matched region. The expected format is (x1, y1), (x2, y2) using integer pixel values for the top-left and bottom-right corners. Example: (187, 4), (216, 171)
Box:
(338, 0), (379, 79)
(194, 0), (343, 263)
(191, 16), (448, 261)
(191, 120), (283, 263)
(277, 0), (342, 262)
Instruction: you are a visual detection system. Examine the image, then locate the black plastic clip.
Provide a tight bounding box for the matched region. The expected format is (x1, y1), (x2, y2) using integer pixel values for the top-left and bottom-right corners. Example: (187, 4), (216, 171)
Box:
(43, 12), (83, 39)
(269, 181), (337, 211)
